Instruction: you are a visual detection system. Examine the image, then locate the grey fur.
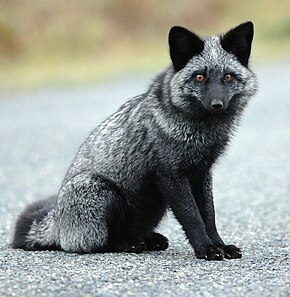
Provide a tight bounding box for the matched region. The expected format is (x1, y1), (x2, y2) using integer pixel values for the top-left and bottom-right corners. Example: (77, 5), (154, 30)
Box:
(13, 23), (257, 259)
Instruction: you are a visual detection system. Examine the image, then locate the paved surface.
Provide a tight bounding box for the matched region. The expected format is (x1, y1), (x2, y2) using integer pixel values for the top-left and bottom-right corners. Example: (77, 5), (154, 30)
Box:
(0, 62), (289, 296)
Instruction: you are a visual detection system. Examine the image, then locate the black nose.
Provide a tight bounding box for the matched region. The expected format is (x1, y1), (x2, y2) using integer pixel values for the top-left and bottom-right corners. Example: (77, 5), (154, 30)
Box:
(211, 100), (224, 111)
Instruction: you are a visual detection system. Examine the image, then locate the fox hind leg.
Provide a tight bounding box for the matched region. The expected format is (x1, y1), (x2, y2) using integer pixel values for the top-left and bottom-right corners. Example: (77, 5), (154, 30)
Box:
(56, 173), (121, 253)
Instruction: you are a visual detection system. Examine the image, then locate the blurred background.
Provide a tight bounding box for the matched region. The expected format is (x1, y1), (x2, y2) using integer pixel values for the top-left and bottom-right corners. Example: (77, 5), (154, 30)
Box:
(0, 0), (290, 92)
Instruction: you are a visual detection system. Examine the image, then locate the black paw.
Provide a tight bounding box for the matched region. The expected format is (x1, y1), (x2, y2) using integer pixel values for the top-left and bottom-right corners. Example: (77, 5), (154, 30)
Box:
(117, 240), (147, 254)
(222, 245), (242, 259)
(197, 245), (224, 261)
(145, 232), (169, 251)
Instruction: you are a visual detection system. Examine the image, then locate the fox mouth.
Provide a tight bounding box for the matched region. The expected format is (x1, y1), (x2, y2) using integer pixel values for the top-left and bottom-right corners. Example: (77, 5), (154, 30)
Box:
(209, 108), (225, 114)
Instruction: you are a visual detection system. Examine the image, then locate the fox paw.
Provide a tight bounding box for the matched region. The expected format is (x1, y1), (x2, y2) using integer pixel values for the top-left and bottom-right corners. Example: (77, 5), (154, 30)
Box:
(145, 232), (169, 251)
(115, 233), (169, 253)
(117, 240), (147, 253)
(221, 245), (242, 259)
(197, 245), (224, 261)
(204, 245), (224, 261)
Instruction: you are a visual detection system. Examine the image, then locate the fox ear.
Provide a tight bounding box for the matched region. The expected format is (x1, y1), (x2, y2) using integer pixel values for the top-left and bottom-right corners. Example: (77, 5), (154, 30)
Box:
(169, 26), (204, 71)
(221, 22), (254, 67)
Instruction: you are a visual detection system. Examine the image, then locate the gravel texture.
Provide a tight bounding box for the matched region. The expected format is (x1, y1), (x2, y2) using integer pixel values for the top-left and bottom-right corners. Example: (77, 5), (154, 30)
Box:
(0, 62), (289, 296)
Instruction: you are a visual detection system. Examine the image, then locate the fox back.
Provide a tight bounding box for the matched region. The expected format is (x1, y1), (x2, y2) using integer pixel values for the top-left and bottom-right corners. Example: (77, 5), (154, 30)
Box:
(13, 22), (257, 260)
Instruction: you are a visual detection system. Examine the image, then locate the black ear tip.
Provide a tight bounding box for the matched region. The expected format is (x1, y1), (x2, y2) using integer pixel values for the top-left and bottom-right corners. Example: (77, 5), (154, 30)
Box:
(240, 21), (254, 33)
(245, 21), (254, 30)
(244, 21), (254, 26)
(169, 26), (186, 31)
(169, 26), (186, 36)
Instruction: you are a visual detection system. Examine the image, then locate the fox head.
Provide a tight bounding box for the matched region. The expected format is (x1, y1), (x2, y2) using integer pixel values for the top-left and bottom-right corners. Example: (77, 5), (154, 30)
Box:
(168, 22), (257, 117)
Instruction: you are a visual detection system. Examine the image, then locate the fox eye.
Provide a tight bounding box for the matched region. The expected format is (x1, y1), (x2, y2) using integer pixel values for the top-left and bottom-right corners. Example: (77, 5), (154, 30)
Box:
(195, 74), (205, 82)
(224, 74), (233, 81)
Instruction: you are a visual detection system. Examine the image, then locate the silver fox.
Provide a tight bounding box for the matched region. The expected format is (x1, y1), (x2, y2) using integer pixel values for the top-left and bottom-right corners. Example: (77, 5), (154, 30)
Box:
(13, 22), (257, 260)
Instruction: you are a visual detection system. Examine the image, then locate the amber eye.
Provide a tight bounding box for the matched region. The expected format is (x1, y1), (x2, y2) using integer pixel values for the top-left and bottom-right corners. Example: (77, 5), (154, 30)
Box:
(224, 74), (233, 81)
(195, 74), (205, 81)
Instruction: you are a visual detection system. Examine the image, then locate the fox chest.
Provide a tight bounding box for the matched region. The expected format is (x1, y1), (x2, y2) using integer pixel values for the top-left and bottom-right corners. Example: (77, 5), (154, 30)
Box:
(158, 131), (229, 172)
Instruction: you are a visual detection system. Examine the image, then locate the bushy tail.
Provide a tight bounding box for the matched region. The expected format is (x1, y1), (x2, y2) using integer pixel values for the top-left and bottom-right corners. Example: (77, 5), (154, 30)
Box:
(12, 196), (58, 250)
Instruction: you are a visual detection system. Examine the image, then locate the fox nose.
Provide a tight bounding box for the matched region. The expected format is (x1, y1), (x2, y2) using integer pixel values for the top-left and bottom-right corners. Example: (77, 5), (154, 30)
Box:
(210, 100), (224, 111)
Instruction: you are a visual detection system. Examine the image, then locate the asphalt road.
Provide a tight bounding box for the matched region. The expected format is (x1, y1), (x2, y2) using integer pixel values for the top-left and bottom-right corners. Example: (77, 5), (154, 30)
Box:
(0, 62), (289, 297)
